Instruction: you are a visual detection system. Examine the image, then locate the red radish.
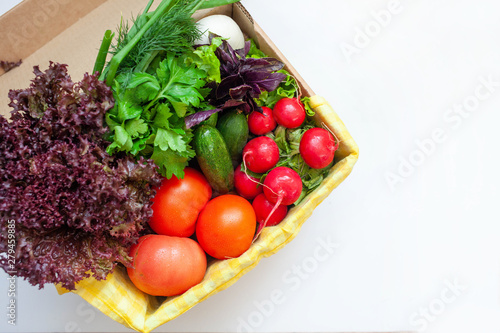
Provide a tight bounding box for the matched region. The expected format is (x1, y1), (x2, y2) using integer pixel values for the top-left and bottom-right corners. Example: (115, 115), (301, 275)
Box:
(242, 136), (280, 174)
(253, 166), (301, 240)
(263, 166), (302, 206)
(248, 106), (277, 135)
(234, 164), (263, 200)
(272, 98), (306, 129)
(252, 193), (288, 227)
(300, 127), (339, 169)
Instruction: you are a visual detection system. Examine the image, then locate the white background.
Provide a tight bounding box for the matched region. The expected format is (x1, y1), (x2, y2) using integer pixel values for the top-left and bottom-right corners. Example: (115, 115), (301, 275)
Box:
(1, 0), (500, 332)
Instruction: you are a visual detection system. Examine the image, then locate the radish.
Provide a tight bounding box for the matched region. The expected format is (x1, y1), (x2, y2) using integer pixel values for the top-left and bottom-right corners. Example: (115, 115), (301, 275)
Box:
(234, 164), (263, 200)
(272, 98), (306, 129)
(263, 166), (302, 206)
(299, 127), (339, 169)
(253, 166), (301, 240)
(242, 136), (280, 174)
(252, 193), (288, 228)
(248, 106), (277, 135)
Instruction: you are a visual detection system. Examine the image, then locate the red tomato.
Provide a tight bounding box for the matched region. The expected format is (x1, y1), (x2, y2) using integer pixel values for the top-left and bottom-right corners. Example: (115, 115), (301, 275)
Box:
(196, 194), (256, 259)
(149, 168), (212, 237)
(127, 235), (207, 297)
(272, 98), (306, 129)
(248, 106), (277, 135)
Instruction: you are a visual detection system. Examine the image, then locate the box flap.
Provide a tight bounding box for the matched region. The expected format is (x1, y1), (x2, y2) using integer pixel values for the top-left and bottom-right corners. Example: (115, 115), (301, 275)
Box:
(0, 0), (107, 71)
(0, 0), (153, 116)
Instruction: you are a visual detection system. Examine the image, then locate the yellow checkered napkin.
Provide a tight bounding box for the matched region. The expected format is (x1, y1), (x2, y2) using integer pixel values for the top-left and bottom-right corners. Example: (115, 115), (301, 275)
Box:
(56, 95), (359, 332)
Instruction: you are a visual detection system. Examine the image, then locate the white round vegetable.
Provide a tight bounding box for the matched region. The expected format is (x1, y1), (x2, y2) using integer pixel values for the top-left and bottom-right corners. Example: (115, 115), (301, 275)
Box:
(195, 15), (245, 50)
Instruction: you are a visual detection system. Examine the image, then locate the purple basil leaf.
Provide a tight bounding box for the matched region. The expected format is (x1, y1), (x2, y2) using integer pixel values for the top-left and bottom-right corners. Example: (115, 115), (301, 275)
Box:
(237, 101), (252, 114)
(216, 40), (239, 68)
(229, 84), (253, 100)
(249, 97), (262, 113)
(219, 59), (239, 78)
(249, 83), (263, 97)
(216, 75), (243, 99)
(210, 38), (286, 115)
(185, 108), (221, 129)
(235, 40), (251, 58)
(246, 71), (288, 92)
(222, 99), (247, 108)
(240, 57), (285, 73)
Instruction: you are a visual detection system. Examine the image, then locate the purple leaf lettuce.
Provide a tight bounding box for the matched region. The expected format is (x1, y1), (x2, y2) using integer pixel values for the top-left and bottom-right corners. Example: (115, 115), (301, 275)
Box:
(0, 62), (161, 290)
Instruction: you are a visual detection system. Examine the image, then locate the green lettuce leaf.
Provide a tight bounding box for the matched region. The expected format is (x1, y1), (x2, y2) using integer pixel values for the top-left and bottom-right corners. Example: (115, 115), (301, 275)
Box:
(189, 37), (223, 83)
(247, 39), (267, 59)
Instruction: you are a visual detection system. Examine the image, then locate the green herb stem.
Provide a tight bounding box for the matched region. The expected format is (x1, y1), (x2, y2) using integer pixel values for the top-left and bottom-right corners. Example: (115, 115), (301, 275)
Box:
(93, 30), (114, 76)
(134, 50), (160, 73)
(105, 0), (177, 85)
(142, 0), (155, 14)
(197, 0), (241, 10)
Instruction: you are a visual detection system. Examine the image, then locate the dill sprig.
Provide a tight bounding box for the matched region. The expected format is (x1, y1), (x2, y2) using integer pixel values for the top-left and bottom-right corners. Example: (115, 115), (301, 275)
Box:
(112, 1), (201, 75)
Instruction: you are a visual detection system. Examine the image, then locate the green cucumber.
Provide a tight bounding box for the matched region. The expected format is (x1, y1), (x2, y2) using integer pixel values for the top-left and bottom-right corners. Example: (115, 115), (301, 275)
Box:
(216, 109), (249, 167)
(193, 125), (234, 194)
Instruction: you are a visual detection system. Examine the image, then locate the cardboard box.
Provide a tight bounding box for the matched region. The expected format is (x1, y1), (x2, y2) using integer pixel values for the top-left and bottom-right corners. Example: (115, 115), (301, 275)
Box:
(0, 1), (359, 332)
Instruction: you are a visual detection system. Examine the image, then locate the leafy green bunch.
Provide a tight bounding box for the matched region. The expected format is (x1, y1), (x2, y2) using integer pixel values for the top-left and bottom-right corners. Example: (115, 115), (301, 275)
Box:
(105, 49), (220, 179)
(95, 0), (235, 179)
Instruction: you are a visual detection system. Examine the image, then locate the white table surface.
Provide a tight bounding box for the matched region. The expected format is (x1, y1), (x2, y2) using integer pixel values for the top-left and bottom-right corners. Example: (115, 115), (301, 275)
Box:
(1, 0), (500, 332)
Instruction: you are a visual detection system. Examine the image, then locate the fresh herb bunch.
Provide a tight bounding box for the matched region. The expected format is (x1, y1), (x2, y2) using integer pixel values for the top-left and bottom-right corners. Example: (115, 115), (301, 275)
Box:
(105, 52), (217, 179)
(109, 0), (202, 77)
(213, 39), (287, 113)
(97, 0), (241, 179)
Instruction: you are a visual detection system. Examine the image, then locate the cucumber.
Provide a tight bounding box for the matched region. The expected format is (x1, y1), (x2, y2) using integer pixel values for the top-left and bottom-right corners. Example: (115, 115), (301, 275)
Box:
(193, 125), (234, 194)
(216, 109), (249, 167)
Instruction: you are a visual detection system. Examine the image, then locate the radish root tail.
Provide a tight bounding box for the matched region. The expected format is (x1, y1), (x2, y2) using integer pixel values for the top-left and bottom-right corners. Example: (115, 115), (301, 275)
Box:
(321, 122), (340, 150)
(252, 195), (283, 242)
(241, 152), (278, 197)
(241, 152), (282, 242)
